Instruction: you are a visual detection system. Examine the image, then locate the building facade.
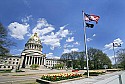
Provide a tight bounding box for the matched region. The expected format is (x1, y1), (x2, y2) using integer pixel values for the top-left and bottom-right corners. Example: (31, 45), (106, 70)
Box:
(46, 59), (61, 68)
(0, 33), (62, 70)
(20, 33), (46, 68)
(0, 56), (21, 70)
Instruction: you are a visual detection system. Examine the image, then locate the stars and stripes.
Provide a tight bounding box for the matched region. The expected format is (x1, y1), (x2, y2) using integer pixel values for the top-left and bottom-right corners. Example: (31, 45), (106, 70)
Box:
(84, 13), (100, 24)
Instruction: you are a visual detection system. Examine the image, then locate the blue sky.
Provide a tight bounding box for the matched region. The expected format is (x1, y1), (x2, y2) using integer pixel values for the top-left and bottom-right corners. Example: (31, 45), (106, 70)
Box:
(0, 0), (125, 63)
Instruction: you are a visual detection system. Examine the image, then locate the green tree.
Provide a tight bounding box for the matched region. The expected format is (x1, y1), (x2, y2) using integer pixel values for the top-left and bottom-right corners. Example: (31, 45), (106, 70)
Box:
(61, 51), (85, 69)
(75, 51), (85, 69)
(0, 23), (15, 57)
(60, 48), (112, 70)
(116, 49), (125, 69)
(87, 48), (112, 69)
(30, 64), (39, 70)
(54, 64), (64, 69)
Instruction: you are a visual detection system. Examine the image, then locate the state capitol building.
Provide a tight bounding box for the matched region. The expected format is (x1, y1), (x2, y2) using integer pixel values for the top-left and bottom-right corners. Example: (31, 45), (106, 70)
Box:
(0, 33), (62, 70)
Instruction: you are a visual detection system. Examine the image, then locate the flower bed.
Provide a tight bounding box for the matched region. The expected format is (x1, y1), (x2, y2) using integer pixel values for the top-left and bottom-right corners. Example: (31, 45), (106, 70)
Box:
(41, 73), (83, 82)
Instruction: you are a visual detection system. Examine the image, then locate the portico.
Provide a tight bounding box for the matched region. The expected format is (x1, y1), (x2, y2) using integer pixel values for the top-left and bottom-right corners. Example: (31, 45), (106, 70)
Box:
(20, 33), (46, 68)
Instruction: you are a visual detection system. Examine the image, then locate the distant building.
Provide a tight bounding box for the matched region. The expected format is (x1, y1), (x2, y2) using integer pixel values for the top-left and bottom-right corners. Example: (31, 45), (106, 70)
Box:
(46, 58), (62, 68)
(0, 33), (62, 70)
(0, 56), (21, 70)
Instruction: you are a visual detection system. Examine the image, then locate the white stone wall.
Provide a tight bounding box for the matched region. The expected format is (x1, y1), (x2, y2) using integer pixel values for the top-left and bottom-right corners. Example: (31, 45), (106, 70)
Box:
(0, 64), (13, 70)
(46, 59), (60, 68)
(0, 56), (21, 70)
(7, 57), (20, 65)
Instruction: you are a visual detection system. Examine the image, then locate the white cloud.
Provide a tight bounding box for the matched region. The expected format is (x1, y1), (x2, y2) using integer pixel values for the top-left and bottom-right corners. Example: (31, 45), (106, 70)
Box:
(32, 18), (55, 36)
(63, 48), (79, 53)
(63, 49), (71, 53)
(55, 25), (69, 38)
(32, 18), (70, 50)
(104, 38), (123, 50)
(64, 44), (74, 48)
(46, 53), (60, 59)
(87, 38), (92, 42)
(93, 34), (96, 37)
(109, 55), (119, 64)
(8, 18), (71, 50)
(8, 22), (29, 40)
(86, 34), (96, 42)
(71, 48), (79, 52)
(41, 33), (60, 50)
(21, 15), (32, 23)
(73, 42), (80, 45)
(66, 37), (74, 42)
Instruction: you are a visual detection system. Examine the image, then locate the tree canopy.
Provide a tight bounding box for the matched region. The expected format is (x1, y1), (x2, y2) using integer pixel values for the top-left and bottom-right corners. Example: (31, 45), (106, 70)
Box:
(116, 49), (125, 69)
(60, 48), (112, 70)
(0, 23), (15, 56)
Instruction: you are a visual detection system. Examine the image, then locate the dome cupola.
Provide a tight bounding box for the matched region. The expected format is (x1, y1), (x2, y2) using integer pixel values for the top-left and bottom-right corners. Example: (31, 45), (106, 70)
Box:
(24, 33), (42, 51)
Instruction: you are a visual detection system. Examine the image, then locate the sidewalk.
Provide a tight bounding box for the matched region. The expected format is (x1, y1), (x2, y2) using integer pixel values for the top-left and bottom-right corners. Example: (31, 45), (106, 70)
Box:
(62, 71), (125, 84)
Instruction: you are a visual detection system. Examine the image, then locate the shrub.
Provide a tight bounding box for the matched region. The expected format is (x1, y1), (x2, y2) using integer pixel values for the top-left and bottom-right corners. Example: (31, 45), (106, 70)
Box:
(83, 72), (103, 76)
(16, 70), (25, 72)
(30, 64), (39, 70)
(0, 69), (11, 73)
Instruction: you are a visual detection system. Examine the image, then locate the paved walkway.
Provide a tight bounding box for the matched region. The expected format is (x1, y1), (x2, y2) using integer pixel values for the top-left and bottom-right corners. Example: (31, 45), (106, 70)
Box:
(62, 71), (125, 84)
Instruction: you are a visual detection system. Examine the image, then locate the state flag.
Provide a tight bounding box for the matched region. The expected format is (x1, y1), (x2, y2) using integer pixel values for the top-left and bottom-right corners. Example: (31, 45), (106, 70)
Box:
(86, 23), (94, 28)
(113, 43), (121, 47)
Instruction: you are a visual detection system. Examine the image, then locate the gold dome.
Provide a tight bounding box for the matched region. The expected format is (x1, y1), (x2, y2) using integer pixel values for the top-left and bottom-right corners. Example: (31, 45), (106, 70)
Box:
(29, 33), (40, 41)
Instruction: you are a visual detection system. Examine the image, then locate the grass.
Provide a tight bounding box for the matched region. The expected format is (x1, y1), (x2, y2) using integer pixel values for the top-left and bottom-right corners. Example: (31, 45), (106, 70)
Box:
(0, 69), (11, 73)
(83, 71), (105, 76)
(12, 74), (26, 76)
(22, 82), (40, 84)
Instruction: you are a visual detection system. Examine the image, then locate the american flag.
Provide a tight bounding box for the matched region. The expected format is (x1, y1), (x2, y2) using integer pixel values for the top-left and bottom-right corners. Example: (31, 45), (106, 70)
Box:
(84, 13), (100, 24)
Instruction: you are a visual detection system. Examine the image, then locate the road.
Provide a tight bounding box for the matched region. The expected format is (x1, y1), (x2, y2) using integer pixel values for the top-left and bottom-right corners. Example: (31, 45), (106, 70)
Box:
(0, 69), (74, 84)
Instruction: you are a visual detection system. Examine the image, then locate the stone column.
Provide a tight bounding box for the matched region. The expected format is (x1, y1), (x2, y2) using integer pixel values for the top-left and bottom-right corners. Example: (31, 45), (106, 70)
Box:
(42, 57), (44, 65)
(31, 56), (33, 65)
(28, 56), (30, 65)
(25, 56), (27, 66)
(37, 57), (39, 65)
(44, 57), (46, 65)
(36, 57), (38, 64)
(33, 57), (35, 64)
(31, 44), (32, 49)
(40, 57), (42, 65)
(33, 44), (34, 49)
(20, 56), (24, 68)
(29, 44), (30, 49)
(39, 57), (41, 65)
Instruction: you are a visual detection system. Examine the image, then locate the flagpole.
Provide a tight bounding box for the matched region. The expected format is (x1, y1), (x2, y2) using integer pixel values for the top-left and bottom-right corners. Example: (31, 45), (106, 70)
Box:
(82, 11), (89, 77)
(113, 43), (117, 69)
